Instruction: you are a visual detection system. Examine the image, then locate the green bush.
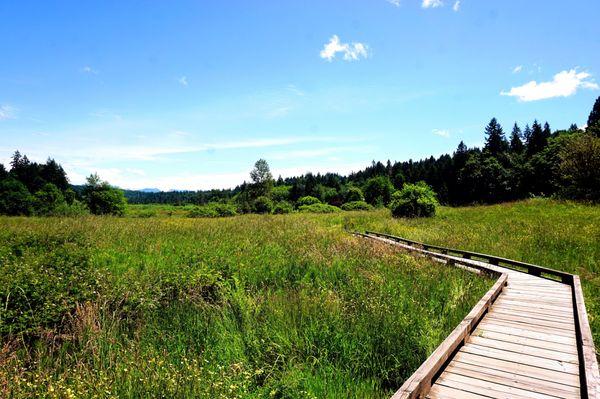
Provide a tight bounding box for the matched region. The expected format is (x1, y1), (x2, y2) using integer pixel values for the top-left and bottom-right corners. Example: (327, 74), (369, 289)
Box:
(344, 186), (365, 202)
(0, 232), (98, 336)
(272, 185), (291, 202)
(82, 174), (126, 216)
(189, 203), (238, 218)
(296, 196), (321, 207)
(363, 176), (394, 206)
(253, 196), (274, 214)
(33, 183), (66, 216)
(0, 178), (33, 216)
(389, 182), (438, 218)
(273, 201), (294, 214)
(341, 201), (373, 211)
(53, 200), (90, 217)
(298, 203), (341, 213)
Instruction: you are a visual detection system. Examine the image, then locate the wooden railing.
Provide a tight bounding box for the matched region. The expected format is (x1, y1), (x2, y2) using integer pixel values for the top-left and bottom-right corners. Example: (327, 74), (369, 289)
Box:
(358, 231), (600, 399)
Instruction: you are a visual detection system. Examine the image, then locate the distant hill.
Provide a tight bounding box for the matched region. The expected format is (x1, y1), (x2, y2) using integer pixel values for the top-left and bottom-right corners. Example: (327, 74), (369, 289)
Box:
(139, 188), (160, 193)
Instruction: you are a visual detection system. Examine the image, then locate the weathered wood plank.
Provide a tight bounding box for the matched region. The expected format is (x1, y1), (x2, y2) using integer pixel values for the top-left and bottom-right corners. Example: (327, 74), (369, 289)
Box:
(472, 329), (578, 355)
(467, 335), (578, 364)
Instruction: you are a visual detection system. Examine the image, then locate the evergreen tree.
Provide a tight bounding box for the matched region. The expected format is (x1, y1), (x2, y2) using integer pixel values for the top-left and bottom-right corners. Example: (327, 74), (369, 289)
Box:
(543, 122), (552, 140)
(527, 120), (547, 155)
(587, 96), (600, 129)
(483, 118), (508, 156)
(249, 159), (274, 199)
(569, 124), (579, 132)
(509, 123), (524, 153)
(523, 124), (532, 144)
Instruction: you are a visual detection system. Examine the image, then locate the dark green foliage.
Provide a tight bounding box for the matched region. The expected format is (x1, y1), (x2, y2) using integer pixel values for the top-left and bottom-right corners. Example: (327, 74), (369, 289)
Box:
(0, 232), (98, 336)
(483, 118), (508, 155)
(296, 195), (321, 207)
(33, 183), (66, 216)
(298, 203), (341, 213)
(341, 201), (373, 211)
(248, 159), (274, 199)
(363, 176), (394, 206)
(559, 133), (600, 202)
(527, 120), (549, 155)
(389, 182), (438, 218)
(253, 196), (273, 214)
(272, 201), (294, 214)
(344, 186), (365, 202)
(587, 96), (600, 135)
(0, 178), (33, 215)
(509, 123), (524, 153)
(271, 185), (291, 202)
(189, 202), (238, 218)
(82, 174), (126, 216)
(0, 163), (7, 180)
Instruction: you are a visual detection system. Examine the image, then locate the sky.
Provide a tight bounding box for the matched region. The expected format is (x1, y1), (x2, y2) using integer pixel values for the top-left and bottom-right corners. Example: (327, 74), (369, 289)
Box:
(1, 0), (599, 191)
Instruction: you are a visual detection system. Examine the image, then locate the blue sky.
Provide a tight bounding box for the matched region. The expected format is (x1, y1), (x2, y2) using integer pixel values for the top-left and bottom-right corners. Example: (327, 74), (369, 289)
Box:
(1, 1), (599, 190)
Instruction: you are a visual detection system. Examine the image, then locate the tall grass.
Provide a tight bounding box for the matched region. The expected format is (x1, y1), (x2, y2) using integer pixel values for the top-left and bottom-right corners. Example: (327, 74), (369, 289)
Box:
(0, 213), (488, 398)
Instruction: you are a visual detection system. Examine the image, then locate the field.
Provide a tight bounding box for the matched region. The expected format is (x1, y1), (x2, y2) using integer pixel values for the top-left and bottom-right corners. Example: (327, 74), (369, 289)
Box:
(1, 198), (598, 398)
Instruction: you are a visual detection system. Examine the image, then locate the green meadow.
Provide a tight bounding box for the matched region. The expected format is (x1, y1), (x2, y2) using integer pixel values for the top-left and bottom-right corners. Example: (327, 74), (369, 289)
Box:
(1, 198), (598, 398)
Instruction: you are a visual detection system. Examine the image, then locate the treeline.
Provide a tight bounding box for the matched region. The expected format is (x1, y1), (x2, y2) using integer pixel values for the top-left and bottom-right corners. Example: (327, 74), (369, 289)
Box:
(0, 153), (126, 216)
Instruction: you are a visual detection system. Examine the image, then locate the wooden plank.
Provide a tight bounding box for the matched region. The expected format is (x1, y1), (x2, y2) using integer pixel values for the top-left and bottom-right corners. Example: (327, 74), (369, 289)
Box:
(476, 321), (576, 345)
(479, 319), (576, 339)
(454, 352), (580, 387)
(447, 360), (580, 398)
(427, 383), (490, 399)
(460, 344), (579, 374)
(489, 307), (575, 325)
(503, 288), (572, 298)
(492, 302), (574, 320)
(467, 335), (578, 364)
(486, 311), (576, 331)
(472, 329), (578, 355)
(500, 293), (572, 304)
(436, 372), (561, 399)
(495, 298), (573, 313)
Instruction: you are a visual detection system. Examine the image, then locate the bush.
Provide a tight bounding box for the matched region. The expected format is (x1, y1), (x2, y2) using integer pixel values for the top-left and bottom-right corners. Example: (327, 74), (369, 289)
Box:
(253, 196), (274, 214)
(344, 186), (365, 202)
(33, 183), (66, 216)
(272, 185), (291, 202)
(189, 203), (238, 218)
(363, 176), (394, 206)
(298, 203), (341, 213)
(390, 182), (438, 218)
(0, 178), (33, 216)
(273, 201), (294, 214)
(341, 201), (373, 211)
(82, 174), (126, 216)
(296, 196), (321, 207)
(0, 232), (98, 336)
(53, 200), (90, 217)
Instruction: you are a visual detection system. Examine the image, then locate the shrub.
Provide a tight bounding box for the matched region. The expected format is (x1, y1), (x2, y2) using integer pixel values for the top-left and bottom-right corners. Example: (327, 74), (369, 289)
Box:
(253, 196), (274, 214)
(389, 182), (438, 218)
(344, 186), (365, 202)
(33, 183), (66, 216)
(0, 178), (33, 216)
(82, 174), (126, 216)
(272, 185), (291, 202)
(296, 196), (321, 207)
(273, 201), (294, 214)
(363, 176), (394, 206)
(189, 203), (238, 218)
(341, 201), (373, 211)
(53, 200), (90, 217)
(0, 232), (98, 336)
(298, 203), (341, 213)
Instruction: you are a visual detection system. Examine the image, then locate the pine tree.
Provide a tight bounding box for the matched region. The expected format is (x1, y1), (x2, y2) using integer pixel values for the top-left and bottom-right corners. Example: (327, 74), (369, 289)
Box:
(483, 118), (508, 156)
(527, 120), (547, 155)
(543, 122), (552, 139)
(587, 96), (600, 128)
(509, 123), (524, 153)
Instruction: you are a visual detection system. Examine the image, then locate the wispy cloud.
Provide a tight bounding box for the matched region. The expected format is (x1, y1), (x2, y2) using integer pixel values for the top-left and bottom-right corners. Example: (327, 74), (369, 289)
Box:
(81, 66), (98, 74)
(387, 0), (401, 7)
(320, 35), (369, 62)
(432, 129), (450, 138)
(452, 1), (460, 11)
(501, 68), (598, 102)
(0, 105), (16, 120)
(422, 0), (443, 9)
(178, 76), (188, 86)
(512, 65), (523, 74)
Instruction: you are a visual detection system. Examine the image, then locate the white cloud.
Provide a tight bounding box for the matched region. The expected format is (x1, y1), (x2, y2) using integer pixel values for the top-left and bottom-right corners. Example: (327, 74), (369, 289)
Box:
(178, 76), (188, 86)
(320, 35), (369, 62)
(81, 66), (98, 74)
(0, 105), (16, 120)
(452, 1), (460, 11)
(512, 65), (523, 74)
(422, 0), (443, 8)
(432, 129), (450, 138)
(387, 0), (401, 7)
(501, 68), (599, 102)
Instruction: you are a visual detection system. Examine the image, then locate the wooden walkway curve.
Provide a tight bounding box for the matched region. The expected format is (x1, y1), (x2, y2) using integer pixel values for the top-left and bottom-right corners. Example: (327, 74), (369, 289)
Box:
(356, 231), (600, 399)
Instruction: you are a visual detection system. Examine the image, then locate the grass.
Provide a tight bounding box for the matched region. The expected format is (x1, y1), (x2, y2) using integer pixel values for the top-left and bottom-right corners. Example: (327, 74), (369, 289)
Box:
(1, 198), (597, 398)
(0, 211), (489, 398)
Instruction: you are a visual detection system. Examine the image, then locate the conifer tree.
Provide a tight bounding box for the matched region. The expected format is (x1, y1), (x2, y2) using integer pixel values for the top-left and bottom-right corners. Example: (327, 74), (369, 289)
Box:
(527, 120), (547, 155)
(483, 118), (508, 156)
(509, 123), (524, 153)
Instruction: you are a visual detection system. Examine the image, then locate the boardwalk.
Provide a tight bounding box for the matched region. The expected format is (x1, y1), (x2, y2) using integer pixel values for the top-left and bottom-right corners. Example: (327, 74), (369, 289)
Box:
(358, 232), (600, 399)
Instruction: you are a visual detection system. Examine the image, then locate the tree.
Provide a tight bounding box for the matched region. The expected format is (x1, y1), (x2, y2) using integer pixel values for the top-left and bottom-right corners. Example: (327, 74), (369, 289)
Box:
(0, 164), (7, 181)
(483, 118), (508, 156)
(509, 123), (524, 153)
(40, 159), (69, 191)
(587, 96), (600, 137)
(82, 174), (126, 216)
(253, 196), (273, 214)
(344, 186), (364, 202)
(0, 178), (33, 215)
(249, 159), (274, 198)
(389, 182), (438, 218)
(527, 120), (547, 155)
(363, 176), (394, 206)
(33, 183), (66, 216)
(559, 134), (600, 202)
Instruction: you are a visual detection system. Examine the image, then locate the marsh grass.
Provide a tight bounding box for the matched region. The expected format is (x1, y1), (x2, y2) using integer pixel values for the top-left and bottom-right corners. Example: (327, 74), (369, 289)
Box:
(1, 213), (488, 398)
